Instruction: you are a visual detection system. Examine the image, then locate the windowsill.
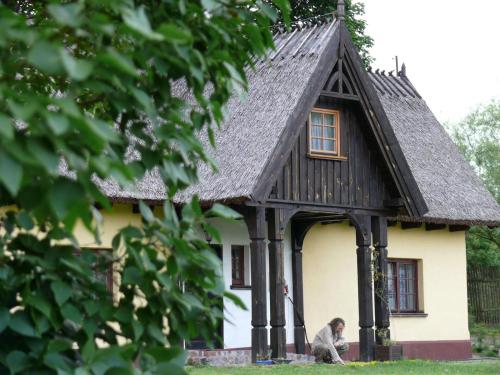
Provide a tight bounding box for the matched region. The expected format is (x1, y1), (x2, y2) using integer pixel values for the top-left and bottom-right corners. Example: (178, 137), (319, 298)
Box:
(307, 152), (348, 161)
(230, 285), (252, 290)
(391, 312), (428, 318)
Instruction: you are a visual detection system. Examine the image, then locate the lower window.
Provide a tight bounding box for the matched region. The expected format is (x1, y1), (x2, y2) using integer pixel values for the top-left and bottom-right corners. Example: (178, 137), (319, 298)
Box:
(388, 259), (419, 313)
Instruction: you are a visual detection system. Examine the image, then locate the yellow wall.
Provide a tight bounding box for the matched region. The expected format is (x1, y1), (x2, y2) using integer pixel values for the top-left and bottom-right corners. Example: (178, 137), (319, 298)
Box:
(74, 204), (142, 248)
(303, 221), (469, 343)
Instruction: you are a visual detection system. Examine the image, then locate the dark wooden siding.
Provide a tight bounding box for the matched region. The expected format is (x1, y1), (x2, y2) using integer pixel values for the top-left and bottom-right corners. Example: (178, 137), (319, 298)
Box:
(269, 97), (398, 209)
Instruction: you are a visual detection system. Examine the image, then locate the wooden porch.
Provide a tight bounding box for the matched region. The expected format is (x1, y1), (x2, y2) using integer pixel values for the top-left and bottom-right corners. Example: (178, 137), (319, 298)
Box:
(239, 205), (392, 362)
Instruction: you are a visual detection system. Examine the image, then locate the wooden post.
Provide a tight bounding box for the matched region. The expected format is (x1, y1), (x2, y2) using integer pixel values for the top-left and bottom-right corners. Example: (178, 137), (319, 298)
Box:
(244, 206), (268, 362)
(291, 221), (314, 354)
(353, 215), (375, 361)
(372, 216), (390, 344)
(267, 208), (287, 359)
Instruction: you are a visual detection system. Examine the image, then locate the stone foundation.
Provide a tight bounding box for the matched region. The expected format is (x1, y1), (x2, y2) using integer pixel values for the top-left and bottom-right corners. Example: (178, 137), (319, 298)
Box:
(187, 349), (314, 367)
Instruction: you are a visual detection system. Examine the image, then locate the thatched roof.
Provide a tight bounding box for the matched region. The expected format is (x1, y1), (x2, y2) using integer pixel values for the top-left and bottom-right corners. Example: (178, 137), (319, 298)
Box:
(99, 20), (499, 226)
(368, 71), (499, 226)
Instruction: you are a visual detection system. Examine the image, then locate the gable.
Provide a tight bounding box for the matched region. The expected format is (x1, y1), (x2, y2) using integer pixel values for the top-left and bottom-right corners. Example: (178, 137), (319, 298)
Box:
(254, 22), (426, 217)
(268, 96), (399, 210)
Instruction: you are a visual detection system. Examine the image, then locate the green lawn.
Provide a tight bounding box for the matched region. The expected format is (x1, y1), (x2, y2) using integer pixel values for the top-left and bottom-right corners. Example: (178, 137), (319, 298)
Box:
(187, 360), (500, 374)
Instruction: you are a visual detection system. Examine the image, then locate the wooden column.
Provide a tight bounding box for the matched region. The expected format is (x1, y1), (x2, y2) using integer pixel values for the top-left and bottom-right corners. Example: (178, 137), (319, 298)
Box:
(245, 206), (268, 362)
(291, 221), (313, 354)
(353, 215), (375, 361)
(267, 208), (286, 359)
(372, 216), (390, 344)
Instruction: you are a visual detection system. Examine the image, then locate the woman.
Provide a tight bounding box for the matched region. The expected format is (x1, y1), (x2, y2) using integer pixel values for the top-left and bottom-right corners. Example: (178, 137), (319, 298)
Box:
(311, 317), (349, 365)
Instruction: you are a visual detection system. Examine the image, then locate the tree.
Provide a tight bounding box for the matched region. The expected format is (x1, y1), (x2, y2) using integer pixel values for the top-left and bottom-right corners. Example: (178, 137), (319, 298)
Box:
(0, 1), (288, 373)
(447, 100), (500, 267)
(279, 0), (374, 67)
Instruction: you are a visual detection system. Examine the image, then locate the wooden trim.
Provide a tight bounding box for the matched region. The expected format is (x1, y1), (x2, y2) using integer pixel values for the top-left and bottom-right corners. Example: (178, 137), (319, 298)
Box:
(449, 224), (469, 232)
(388, 258), (419, 314)
(230, 285), (251, 290)
(231, 245), (245, 287)
(306, 152), (348, 161)
(320, 91), (360, 101)
(391, 312), (428, 317)
(425, 223), (446, 231)
(401, 222), (422, 230)
(308, 108), (342, 158)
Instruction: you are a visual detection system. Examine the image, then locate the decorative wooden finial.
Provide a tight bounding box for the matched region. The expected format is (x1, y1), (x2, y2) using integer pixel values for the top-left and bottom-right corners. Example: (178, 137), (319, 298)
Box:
(337, 0), (345, 21)
(400, 63), (407, 77)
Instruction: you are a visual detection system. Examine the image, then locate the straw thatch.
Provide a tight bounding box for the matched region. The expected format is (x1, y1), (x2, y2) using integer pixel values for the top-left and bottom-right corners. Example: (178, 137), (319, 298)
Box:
(96, 20), (499, 226)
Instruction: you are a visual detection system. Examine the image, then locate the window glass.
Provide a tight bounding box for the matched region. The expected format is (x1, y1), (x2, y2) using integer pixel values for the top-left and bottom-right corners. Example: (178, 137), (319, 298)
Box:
(324, 139), (335, 152)
(311, 112), (322, 124)
(388, 260), (419, 313)
(309, 109), (339, 155)
(324, 113), (334, 125)
(312, 125), (322, 137)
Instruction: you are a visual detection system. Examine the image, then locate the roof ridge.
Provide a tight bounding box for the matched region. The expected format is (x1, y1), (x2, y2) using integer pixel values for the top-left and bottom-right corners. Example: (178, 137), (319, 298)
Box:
(272, 13), (336, 34)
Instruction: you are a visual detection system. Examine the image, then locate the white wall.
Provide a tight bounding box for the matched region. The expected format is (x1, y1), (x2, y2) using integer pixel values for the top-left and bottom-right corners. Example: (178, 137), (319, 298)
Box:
(209, 218), (295, 349)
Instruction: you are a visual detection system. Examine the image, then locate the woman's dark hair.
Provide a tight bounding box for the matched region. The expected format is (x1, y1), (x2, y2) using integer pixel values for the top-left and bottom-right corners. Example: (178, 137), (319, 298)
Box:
(329, 317), (345, 331)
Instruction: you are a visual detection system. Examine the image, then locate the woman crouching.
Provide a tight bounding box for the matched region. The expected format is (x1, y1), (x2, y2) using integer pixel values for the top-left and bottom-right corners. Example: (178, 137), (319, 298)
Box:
(311, 317), (349, 365)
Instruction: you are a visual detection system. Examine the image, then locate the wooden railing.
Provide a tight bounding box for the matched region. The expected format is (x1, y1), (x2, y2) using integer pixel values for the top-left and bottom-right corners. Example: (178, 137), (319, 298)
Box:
(468, 265), (500, 325)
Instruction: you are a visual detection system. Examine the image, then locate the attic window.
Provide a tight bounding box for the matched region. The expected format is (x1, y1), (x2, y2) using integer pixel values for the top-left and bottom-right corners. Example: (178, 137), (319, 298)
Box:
(308, 108), (341, 157)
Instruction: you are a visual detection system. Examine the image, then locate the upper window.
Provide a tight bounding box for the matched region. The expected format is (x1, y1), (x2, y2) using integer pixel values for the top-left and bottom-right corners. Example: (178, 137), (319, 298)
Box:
(388, 259), (419, 313)
(308, 108), (340, 156)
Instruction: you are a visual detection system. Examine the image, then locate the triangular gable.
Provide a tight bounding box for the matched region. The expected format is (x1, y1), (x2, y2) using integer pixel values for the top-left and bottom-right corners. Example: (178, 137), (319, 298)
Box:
(252, 21), (427, 218)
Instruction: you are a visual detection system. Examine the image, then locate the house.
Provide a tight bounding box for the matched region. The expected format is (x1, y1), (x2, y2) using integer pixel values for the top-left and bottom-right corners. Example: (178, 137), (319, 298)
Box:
(77, 3), (500, 363)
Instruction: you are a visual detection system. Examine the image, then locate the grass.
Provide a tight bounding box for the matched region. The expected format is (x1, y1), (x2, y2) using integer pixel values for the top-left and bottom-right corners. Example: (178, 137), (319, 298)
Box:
(187, 360), (500, 374)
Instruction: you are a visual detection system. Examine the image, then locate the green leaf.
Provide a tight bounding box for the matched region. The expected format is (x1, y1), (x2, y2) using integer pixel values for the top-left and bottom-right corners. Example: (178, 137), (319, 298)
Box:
(47, 2), (83, 28)
(206, 203), (241, 219)
(9, 312), (37, 337)
(16, 211), (34, 230)
(60, 49), (93, 81)
(26, 139), (59, 174)
(47, 338), (73, 353)
(158, 23), (192, 44)
(122, 6), (164, 41)
(6, 351), (30, 374)
(99, 49), (139, 78)
(0, 307), (9, 333)
(272, 0), (291, 25)
(28, 41), (62, 74)
(51, 281), (72, 306)
(0, 113), (14, 140)
(44, 352), (72, 372)
(26, 293), (52, 320)
(49, 179), (85, 219)
(139, 201), (154, 223)
(61, 303), (83, 325)
(45, 112), (70, 135)
(0, 149), (22, 195)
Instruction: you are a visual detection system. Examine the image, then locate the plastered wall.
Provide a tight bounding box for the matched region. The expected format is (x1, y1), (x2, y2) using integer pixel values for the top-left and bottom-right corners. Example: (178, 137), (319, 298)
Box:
(302, 221), (469, 343)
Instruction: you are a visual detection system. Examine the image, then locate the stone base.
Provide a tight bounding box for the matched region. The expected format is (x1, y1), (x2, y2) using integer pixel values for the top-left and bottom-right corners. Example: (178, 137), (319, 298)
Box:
(187, 349), (314, 367)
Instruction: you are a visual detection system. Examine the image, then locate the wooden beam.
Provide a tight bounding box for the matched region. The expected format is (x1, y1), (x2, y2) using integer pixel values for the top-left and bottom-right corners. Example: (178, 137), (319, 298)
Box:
(352, 215), (375, 362)
(319, 90), (360, 101)
(387, 220), (397, 227)
(243, 207), (268, 362)
(372, 217), (390, 345)
(425, 223), (446, 231)
(383, 198), (405, 208)
(401, 222), (422, 230)
(449, 224), (469, 232)
(267, 208), (286, 359)
(291, 220), (315, 354)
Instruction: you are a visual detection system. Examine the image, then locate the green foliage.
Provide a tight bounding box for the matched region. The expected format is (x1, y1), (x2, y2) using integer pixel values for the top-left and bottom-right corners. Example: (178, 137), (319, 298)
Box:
(279, 0), (374, 67)
(447, 100), (500, 267)
(0, 0), (287, 373)
(448, 100), (500, 202)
